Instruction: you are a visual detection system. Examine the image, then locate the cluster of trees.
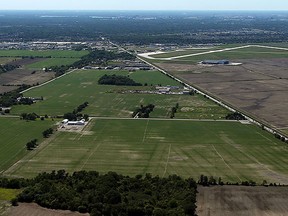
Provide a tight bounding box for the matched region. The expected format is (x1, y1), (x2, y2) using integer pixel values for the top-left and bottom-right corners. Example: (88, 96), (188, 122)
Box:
(0, 178), (29, 189)
(20, 112), (39, 121)
(48, 65), (70, 77)
(47, 50), (135, 77)
(63, 102), (89, 121)
(170, 103), (179, 119)
(72, 50), (135, 69)
(0, 64), (19, 74)
(18, 97), (34, 105)
(98, 74), (142, 86)
(15, 170), (197, 216)
(26, 139), (38, 150)
(76, 102), (89, 113)
(132, 104), (155, 118)
(225, 112), (246, 120)
(42, 128), (54, 138)
(0, 84), (31, 107)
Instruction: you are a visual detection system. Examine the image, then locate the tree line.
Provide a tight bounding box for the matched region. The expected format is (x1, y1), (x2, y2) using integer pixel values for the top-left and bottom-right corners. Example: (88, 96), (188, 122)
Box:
(225, 112), (246, 120)
(98, 74), (142, 86)
(63, 102), (89, 121)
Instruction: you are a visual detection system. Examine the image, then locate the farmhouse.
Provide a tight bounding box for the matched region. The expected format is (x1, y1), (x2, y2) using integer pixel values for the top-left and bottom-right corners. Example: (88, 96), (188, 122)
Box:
(201, 60), (230, 65)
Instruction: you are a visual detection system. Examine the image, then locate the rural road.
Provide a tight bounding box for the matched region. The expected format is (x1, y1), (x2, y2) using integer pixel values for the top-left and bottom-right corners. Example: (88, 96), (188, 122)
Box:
(20, 68), (78, 94)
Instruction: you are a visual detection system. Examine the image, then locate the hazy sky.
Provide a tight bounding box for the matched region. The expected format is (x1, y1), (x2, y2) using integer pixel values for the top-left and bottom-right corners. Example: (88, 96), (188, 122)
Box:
(1, 0), (288, 11)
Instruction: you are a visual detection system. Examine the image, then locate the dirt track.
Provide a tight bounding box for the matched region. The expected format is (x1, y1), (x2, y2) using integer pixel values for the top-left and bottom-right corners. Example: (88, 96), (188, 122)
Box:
(197, 186), (288, 216)
(7, 203), (89, 216)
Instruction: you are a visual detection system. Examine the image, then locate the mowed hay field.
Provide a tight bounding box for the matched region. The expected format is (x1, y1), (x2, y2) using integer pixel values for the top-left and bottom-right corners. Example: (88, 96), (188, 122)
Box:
(11, 69), (229, 119)
(5, 119), (288, 184)
(0, 118), (53, 173)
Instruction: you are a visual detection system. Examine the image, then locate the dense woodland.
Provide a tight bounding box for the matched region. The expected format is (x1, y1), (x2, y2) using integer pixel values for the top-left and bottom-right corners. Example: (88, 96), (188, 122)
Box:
(1, 11), (288, 44)
(5, 170), (197, 216)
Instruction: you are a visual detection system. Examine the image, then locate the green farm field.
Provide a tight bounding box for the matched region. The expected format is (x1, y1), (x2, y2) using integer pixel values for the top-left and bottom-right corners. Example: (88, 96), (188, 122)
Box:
(25, 58), (81, 69)
(0, 118), (53, 173)
(4, 119), (288, 184)
(0, 50), (88, 58)
(178, 49), (288, 62)
(11, 69), (229, 119)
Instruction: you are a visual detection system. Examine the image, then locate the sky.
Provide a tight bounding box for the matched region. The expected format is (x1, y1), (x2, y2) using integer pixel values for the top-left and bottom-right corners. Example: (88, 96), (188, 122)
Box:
(1, 0), (288, 11)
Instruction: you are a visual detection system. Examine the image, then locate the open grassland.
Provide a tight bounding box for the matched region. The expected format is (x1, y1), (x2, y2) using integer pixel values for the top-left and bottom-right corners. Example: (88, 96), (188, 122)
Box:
(0, 188), (20, 201)
(25, 58), (81, 69)
(11, 69), (229, 119)
(0, 118), (53, 173)
(0, 50), (88, 58)
(5, 119), (288, 184)
(0, 188), (21, 216)
(281, 129), (288, 136)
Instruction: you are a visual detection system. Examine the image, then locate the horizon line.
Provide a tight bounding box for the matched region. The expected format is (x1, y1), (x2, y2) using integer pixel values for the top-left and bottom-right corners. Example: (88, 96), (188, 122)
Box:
(0, 9), (288, 11)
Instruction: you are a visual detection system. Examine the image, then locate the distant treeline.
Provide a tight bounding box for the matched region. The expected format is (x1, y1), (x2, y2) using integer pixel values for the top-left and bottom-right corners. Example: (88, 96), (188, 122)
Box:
(98, 74), (142, 86)
(48, 50), (135, 77)
(1, 12), (288, 44)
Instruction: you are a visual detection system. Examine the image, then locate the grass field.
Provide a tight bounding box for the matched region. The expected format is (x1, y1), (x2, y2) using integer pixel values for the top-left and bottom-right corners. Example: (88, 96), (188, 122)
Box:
(0, 118), (53, 173)
(4, 119), (288, 184)
(0, 188), (20, 201)
(0, 57), (19, 65)
(11, 69), (229, 119)
(0, 50), (88, 58)
(0, 188), (21, 216)
(25, 58), (81, 69)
